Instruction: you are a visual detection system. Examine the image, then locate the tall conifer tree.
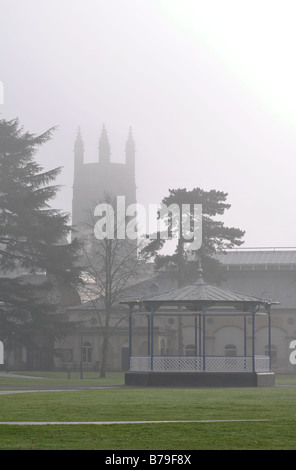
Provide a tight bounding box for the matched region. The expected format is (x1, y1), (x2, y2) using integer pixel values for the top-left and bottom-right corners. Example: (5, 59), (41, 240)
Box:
(141, 187), (245, 285)
(0, 118), (82, 347)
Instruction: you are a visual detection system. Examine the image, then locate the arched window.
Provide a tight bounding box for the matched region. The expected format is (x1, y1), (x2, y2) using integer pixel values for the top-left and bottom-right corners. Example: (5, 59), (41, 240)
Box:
(82, 342), (92, 363)
(225, 344), (237, 357)
(160, 339), (168, 356)
(265, 344), (277, 367)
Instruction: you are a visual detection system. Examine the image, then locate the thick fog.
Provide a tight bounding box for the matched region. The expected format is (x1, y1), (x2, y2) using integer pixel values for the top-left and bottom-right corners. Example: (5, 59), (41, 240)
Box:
(1, 0), (296, 247)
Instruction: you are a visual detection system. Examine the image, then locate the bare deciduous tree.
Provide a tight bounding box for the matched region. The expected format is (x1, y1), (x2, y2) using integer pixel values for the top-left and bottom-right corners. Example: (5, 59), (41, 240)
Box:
(78, 194), (141, 377)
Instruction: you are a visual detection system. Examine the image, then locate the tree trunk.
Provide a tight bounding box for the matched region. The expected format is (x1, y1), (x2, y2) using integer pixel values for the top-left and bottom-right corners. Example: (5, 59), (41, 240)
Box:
(100, 332), (109, 377)
(100, 302), (111, 377)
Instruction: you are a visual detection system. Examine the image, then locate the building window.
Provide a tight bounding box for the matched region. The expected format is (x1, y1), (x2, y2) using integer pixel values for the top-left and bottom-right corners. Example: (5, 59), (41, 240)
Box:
(54, 349), (73, 363)
(185, 345), (196, 356)
(160, 339), (168, 356)
(82, 342), (92, 363)
(225, 344), (237, 356)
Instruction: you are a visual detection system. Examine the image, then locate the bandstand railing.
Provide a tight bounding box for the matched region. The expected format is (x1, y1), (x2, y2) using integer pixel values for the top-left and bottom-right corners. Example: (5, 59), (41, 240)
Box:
(129, 355), (270, 373)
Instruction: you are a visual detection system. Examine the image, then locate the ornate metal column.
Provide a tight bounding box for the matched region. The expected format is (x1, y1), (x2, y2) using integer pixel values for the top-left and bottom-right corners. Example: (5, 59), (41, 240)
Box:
(244, 315), (247, 357)
(150, 304), (155, 371)
(267, 305), (271, 371)
(252, 309), (256, 372)
(202, 304), (206, 371)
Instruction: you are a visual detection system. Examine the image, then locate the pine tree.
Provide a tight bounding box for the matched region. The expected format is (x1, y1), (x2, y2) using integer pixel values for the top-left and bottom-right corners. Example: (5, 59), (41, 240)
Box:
(141, 187), (245, 284)
(0, 118), (82, 352)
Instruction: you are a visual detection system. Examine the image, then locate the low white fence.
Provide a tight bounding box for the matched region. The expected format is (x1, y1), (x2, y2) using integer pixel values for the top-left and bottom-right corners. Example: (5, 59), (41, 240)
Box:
(129, 355), (270, 373)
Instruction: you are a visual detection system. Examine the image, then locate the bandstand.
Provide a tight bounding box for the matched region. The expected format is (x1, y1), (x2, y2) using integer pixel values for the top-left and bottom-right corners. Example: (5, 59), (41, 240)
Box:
(121, 267), (278, 387)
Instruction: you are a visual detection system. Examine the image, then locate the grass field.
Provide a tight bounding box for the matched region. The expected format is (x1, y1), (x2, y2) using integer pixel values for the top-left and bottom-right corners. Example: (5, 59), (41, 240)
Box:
(0, 372), (296, 450)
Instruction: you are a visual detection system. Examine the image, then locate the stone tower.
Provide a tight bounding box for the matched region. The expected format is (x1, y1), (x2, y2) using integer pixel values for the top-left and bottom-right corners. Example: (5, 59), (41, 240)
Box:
(72, 125), (136, 240)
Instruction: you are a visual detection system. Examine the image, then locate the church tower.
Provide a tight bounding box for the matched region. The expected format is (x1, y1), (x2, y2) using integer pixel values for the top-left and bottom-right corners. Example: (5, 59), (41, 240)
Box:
(72, 125), (137, 240)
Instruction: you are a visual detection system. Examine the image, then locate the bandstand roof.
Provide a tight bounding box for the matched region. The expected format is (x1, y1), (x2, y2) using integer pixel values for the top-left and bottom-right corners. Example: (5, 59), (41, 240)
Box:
(120, 266), (279, 312)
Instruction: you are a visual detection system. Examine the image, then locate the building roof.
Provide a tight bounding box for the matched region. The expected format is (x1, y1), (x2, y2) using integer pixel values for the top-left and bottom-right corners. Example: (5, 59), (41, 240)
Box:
(74, 250), (291, 313)
(142, 283), (268, 305)
(214, 249), (296, 309)
(70, 270), (177, 311)
(121, 267), (278, 312)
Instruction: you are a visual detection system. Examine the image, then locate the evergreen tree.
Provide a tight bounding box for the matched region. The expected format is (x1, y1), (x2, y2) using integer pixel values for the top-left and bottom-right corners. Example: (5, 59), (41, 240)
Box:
(0, 118), (82, 351)
(141, 187), (245, 285)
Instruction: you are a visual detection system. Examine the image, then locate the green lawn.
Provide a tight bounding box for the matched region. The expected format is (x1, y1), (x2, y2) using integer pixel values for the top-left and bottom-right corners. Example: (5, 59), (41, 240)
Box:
(0, 372), (296, 450)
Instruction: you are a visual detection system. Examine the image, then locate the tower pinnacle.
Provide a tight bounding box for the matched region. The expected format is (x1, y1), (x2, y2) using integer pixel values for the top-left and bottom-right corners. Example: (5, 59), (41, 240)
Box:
(99, 124), (111, 164)
(125, 126), (135, 167)
(74, 126), (84, 166)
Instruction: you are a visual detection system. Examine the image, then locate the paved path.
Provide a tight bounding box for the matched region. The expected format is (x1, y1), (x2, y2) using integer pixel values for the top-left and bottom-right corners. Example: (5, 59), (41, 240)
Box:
(0, 372), (123, 392)
(0, 372), (48, 379)
(0, 419), (270, 425)
(0, 388), (120, 395)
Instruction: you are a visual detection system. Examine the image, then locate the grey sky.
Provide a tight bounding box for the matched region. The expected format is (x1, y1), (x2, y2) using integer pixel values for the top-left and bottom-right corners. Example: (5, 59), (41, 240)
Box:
(1, 0), (296, 247)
